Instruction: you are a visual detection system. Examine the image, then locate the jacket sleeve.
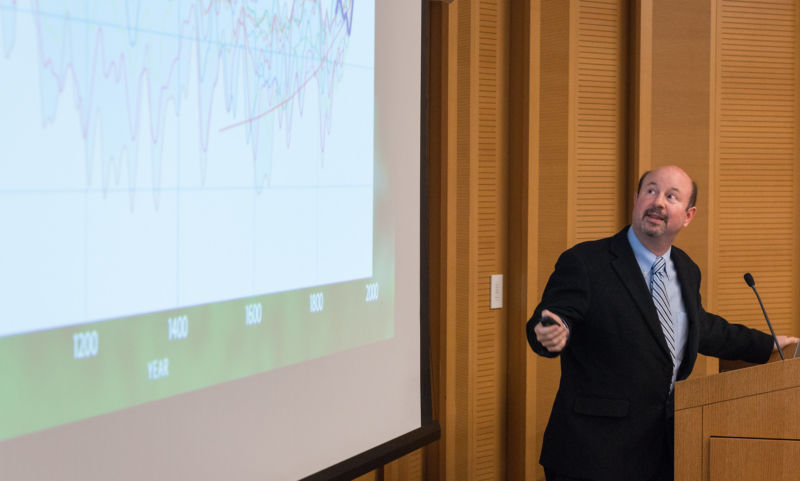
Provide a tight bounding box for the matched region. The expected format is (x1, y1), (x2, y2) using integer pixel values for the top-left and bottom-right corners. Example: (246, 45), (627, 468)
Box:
(526, 247), (591, 358)
(697, 307), (774, 363)
(689, 267), (774, 363)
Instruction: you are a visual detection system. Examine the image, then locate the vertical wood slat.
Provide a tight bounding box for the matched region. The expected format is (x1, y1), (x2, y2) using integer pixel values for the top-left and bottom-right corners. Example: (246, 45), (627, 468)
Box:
(713, 0), (796, 336)
(574, 0), (628, 243)
(537, 0), (572, 474)
(454, 1), (508, 480)
(473, 1), (508, 480)
(505, 0), (538, 478)
(454, 0), (473, 477)
(631, 0), (653, 186)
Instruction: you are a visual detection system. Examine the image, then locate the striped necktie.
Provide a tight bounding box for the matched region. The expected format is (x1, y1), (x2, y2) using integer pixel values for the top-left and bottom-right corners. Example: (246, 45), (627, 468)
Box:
(651, 256), (676, 365)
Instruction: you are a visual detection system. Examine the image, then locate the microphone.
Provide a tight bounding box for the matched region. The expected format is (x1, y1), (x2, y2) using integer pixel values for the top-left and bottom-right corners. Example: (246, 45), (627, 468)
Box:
(743, 273), (784, 360)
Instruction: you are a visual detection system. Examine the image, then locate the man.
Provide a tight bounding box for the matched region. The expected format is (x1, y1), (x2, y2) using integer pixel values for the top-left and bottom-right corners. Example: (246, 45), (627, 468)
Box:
(526, 165), (797, 481)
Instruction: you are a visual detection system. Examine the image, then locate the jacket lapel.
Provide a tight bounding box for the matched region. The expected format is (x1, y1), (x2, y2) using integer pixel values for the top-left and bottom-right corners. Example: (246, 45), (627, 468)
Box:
(609, 228), (673, 361)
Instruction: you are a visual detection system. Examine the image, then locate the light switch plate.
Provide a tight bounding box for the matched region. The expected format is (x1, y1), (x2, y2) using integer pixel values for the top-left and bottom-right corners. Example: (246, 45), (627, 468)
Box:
(490, 274), (503, 309)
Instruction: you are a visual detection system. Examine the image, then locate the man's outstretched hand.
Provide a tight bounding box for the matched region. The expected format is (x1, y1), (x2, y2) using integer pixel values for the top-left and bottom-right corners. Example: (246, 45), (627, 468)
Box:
(774, 335), (799, 352)
(534, 309), (569, 353)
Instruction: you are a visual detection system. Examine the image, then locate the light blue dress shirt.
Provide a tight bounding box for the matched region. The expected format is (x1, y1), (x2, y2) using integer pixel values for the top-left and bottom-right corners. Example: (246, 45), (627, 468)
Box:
(627, 227), (688, 390)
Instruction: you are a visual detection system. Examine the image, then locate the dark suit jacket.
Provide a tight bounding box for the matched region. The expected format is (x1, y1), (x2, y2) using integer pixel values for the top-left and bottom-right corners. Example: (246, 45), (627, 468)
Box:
(526, 227), (773, 481)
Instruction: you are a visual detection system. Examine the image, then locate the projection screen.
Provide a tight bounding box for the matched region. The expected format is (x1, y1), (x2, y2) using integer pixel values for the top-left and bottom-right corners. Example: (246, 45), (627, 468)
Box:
(0, 1), (433, 479)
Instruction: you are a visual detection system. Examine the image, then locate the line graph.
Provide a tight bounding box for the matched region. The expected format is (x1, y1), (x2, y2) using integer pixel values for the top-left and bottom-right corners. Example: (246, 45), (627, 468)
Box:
(0, 0), (375, 337)
(28, 0), (358, 198)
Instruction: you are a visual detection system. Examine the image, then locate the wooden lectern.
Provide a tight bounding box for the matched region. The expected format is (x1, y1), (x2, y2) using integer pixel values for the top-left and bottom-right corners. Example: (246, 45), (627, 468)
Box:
(674, 351), (800, 480)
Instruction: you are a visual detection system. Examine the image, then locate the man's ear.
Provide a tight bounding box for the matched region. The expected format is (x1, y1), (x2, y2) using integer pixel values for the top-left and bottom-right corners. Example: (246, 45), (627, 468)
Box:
(684, 206), (697, 227)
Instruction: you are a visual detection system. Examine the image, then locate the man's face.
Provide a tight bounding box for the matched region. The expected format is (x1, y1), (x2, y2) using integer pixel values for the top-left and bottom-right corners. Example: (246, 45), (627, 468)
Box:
(631, 166), (696, 246)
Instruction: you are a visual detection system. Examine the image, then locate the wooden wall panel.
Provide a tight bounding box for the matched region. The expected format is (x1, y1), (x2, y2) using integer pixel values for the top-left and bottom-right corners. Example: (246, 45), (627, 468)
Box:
(712, 0), (797, 336)
(536, 0), (629, 256)
(574, 0), (628, 243)
(650, 0), (711, 270)
(425, 1), (800, 480)
(452, 1), (509, 480)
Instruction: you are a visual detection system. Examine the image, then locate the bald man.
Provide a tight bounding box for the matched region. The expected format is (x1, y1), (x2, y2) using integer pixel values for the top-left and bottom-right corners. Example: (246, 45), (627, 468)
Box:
(527, 166), (797, 481)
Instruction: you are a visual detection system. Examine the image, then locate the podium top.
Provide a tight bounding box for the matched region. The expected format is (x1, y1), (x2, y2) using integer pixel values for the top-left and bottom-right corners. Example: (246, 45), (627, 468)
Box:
(675, 356), (800, 411)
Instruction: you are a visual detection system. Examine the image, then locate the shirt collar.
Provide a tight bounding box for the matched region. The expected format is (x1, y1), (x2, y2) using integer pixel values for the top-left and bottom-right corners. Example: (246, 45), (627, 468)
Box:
(627, 226), (672, 278)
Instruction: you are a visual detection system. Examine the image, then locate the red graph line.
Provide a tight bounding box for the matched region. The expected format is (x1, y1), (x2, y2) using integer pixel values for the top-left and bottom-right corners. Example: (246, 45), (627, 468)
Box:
(217, 18), (346, 134)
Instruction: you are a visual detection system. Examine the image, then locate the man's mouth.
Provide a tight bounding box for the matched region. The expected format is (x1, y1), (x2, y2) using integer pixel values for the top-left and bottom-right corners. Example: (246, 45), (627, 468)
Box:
(645, 209), (666, 222)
